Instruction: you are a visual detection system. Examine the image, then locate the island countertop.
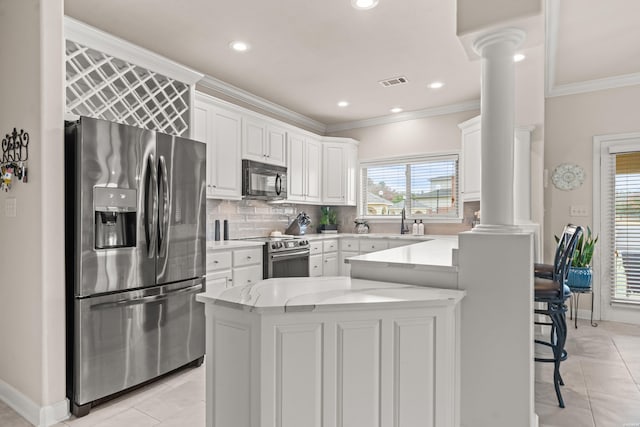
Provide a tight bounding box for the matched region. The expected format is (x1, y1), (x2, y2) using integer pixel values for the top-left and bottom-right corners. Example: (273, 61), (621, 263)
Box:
(196, 276), (465, 313)
(346, 235), (458, 272)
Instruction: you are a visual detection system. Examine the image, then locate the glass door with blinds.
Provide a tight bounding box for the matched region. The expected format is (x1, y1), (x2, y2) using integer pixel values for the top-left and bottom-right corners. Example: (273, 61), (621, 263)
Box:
(596, 133), (640, 322)
(611, 152), (640, 303)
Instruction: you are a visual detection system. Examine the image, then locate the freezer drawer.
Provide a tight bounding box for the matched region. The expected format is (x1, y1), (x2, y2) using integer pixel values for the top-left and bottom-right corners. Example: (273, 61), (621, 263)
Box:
(72, 279), (205, 408)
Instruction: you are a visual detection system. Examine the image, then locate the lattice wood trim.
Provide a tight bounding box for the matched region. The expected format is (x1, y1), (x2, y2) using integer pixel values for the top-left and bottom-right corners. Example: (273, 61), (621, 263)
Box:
(65, 40), (190, 136)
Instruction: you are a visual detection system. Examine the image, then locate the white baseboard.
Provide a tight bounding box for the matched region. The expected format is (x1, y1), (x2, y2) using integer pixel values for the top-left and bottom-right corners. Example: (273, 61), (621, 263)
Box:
(0, 378), (69, 427)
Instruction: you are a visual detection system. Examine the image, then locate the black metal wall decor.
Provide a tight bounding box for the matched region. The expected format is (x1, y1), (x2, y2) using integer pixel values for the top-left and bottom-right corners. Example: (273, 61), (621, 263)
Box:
(1, 128), (29, 191)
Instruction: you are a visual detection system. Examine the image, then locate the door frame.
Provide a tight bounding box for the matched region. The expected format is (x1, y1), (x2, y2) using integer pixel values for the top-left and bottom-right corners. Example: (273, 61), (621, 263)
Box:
(593, 131), (640, 324)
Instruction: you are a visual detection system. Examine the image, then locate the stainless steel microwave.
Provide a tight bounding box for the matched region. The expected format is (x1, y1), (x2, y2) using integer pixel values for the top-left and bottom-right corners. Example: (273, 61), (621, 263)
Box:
(242, 160), (287, 200)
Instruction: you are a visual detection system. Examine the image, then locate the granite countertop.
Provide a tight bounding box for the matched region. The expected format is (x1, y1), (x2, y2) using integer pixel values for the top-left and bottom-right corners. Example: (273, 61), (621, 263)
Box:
(346, 237), (459, 272)
(196, 276), (465, 313)
(206, 240), (265, 250)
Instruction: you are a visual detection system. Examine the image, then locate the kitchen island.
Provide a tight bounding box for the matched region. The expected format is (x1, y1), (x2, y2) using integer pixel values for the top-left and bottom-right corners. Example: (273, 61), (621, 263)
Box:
(347, 236), (459, 289)
(196, 276), (465, 427)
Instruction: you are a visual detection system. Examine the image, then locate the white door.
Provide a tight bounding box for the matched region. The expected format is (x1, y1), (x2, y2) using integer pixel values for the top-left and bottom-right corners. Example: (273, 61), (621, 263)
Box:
(266, 125), (287, 166)
(288, 133), (306, 202)
(211, 107), (242, 199)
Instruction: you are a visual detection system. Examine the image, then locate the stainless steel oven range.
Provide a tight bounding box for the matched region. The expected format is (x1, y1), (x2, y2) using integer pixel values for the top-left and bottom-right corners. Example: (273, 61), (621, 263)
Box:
(247, 237), (310, 278)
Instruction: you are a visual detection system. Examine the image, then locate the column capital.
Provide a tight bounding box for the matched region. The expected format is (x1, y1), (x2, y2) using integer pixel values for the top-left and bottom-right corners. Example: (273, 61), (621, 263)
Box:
(472, 27), (526, 56)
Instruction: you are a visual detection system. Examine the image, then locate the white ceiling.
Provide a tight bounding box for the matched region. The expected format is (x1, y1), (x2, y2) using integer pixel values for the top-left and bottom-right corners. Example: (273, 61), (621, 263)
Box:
(64, 0), (640, 129)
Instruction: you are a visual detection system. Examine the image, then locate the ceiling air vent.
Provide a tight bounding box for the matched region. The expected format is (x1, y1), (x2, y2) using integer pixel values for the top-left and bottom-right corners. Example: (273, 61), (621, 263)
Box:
(379, 76), (409, 87)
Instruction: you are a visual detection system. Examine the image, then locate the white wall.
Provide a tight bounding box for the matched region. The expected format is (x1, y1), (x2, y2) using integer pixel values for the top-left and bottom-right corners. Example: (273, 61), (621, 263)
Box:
(0, 0), (66, 423)
(328, 110), (479, 161)
(544, 85), (640, 259)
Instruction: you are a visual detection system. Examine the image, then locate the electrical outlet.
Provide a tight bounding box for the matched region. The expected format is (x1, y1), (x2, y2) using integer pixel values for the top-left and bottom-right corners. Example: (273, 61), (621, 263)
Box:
(570, 205), (588, 217)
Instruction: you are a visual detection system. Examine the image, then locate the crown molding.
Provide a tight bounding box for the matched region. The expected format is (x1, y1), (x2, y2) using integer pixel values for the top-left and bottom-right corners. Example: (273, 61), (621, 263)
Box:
(545, 0), (640, 98)
(547, 72), (640, 98)
(325, 100), (480, 133)
(64, 16), (203, 85)
(198, 75), (327, 134)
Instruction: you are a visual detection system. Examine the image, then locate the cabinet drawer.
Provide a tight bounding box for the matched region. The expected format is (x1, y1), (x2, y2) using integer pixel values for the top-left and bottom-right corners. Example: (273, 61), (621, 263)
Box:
(233, 247), (263, 267)
(359, 239), (389, 253)
(322, 239), (338, 253)
(207, 251), (232, 273)
(310, 241), (323, 256)
(233, 264), (263, 287)
(309, 254), (323, 277)
(340, 238), (359, 252)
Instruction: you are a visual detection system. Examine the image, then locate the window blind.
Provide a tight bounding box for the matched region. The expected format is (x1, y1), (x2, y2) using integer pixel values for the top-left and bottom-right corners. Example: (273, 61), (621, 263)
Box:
(609, 151), (640, 304)
(359, 155), (460, 219)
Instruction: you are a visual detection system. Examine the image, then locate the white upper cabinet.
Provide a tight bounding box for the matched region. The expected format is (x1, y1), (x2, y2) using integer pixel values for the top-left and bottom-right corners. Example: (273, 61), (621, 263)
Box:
(287, 132), (321, 204)
(322, 138), (359, 206)
(242, 116), (286, 167)
(194, 93), (242, 200)
(458, 116), (481, 202)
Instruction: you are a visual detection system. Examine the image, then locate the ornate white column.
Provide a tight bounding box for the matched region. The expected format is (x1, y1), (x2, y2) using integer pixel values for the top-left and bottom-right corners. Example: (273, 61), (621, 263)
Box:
(472, 28), (525, 232)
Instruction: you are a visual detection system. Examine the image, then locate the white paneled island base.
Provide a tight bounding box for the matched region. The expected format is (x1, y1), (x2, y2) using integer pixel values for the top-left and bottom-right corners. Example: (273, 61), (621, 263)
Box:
(196, 277), (465, 427)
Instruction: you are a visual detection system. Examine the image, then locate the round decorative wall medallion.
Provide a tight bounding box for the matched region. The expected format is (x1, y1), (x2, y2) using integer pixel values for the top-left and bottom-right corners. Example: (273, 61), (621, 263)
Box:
(551, 163), (585, 191)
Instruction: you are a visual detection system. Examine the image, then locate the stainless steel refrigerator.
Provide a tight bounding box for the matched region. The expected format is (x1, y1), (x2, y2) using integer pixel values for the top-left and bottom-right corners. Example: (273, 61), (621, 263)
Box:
(64, 117), (206, 416)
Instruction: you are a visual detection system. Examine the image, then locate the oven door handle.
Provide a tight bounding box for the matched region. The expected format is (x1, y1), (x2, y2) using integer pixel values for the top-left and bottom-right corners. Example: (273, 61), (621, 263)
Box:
(270, 250), (310, 259)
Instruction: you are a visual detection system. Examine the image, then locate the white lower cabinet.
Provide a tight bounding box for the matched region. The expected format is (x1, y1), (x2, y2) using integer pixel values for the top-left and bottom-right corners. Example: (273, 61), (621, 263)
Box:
(202, 296), (460, 427)
(309, 254), (323, 277)
(322, 252), (339, 276)
(207, 245), (263, 290)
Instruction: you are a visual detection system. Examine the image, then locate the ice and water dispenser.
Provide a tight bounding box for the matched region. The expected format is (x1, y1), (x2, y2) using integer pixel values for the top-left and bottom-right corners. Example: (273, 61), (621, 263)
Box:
(94, 187), (137, 249)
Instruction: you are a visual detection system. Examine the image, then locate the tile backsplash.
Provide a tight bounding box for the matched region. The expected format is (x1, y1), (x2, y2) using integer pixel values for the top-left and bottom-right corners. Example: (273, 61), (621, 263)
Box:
(206, 199), (321, 240)
(206, 199), (479, 240)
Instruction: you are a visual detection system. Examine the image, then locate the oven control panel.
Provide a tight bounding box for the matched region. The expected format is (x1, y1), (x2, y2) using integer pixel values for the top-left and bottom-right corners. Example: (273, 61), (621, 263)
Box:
(269, 239), (309, 252)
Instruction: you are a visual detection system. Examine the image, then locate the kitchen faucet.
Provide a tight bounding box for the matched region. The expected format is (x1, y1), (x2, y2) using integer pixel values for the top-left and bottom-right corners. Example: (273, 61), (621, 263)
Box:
(400, 208), (409, 234)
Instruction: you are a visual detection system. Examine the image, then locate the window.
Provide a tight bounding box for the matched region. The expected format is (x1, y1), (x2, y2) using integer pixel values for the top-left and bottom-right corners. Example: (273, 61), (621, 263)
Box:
(359, 154), (460, 220)
(609, 151), (640, 303)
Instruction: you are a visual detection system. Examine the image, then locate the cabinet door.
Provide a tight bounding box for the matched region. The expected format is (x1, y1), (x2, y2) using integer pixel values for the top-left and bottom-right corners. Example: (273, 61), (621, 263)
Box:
(211, 107), (242, 199)
(309, 254), (323, 277)
(287, 133), (307, 202)
(242, 117), (266, 162)
(345, 144), (358, 206)
(461, 124), (481, 201)
(323, 143), (346, 205)
(192, 102), (215, 196)
(266, 125), (287, 167)
(305, 138), (322, 203)
(322, 253), (339, 276)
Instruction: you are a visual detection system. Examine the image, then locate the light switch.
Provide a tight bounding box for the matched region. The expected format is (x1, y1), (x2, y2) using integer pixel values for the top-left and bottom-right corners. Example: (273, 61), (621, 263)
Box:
(5, 198), (16, 217)
(570, 205), (588, 217)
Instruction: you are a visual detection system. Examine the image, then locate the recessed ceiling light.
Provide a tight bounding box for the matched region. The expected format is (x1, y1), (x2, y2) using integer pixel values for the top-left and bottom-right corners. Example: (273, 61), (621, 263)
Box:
(337, 101), (349, 108)
(351, 0), (379, 10)
(428, 81), (444, 89)
(513, 53), (526, 62)
(229, 41), (250, 52)
(390, 107), (403, 113)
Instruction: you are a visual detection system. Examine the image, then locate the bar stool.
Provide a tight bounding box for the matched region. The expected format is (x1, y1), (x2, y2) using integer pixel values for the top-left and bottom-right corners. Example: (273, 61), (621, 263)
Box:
(533, 224), (583, 408)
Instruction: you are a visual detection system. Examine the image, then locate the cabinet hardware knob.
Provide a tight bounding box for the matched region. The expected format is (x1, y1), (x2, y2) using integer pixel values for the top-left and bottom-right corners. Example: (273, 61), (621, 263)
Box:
(214, 260), (219, 264)
(247, 256), (252, 260)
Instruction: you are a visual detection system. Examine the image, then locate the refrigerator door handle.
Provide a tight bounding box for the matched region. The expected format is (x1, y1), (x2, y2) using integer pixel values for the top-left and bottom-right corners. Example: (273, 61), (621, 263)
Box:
(158, 155), (170, 257)
(89, 283), (203, 310)
(144, 153), (158, 258)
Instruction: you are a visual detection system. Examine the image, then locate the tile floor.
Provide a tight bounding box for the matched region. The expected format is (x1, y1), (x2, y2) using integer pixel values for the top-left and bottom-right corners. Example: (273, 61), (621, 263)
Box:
(1, 319), (639, 426)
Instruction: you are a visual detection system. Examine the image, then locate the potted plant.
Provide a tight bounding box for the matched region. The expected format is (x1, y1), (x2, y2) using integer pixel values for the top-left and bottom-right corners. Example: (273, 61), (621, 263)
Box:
(567, 227), (598, 289)
(317, 206), (338, 233)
